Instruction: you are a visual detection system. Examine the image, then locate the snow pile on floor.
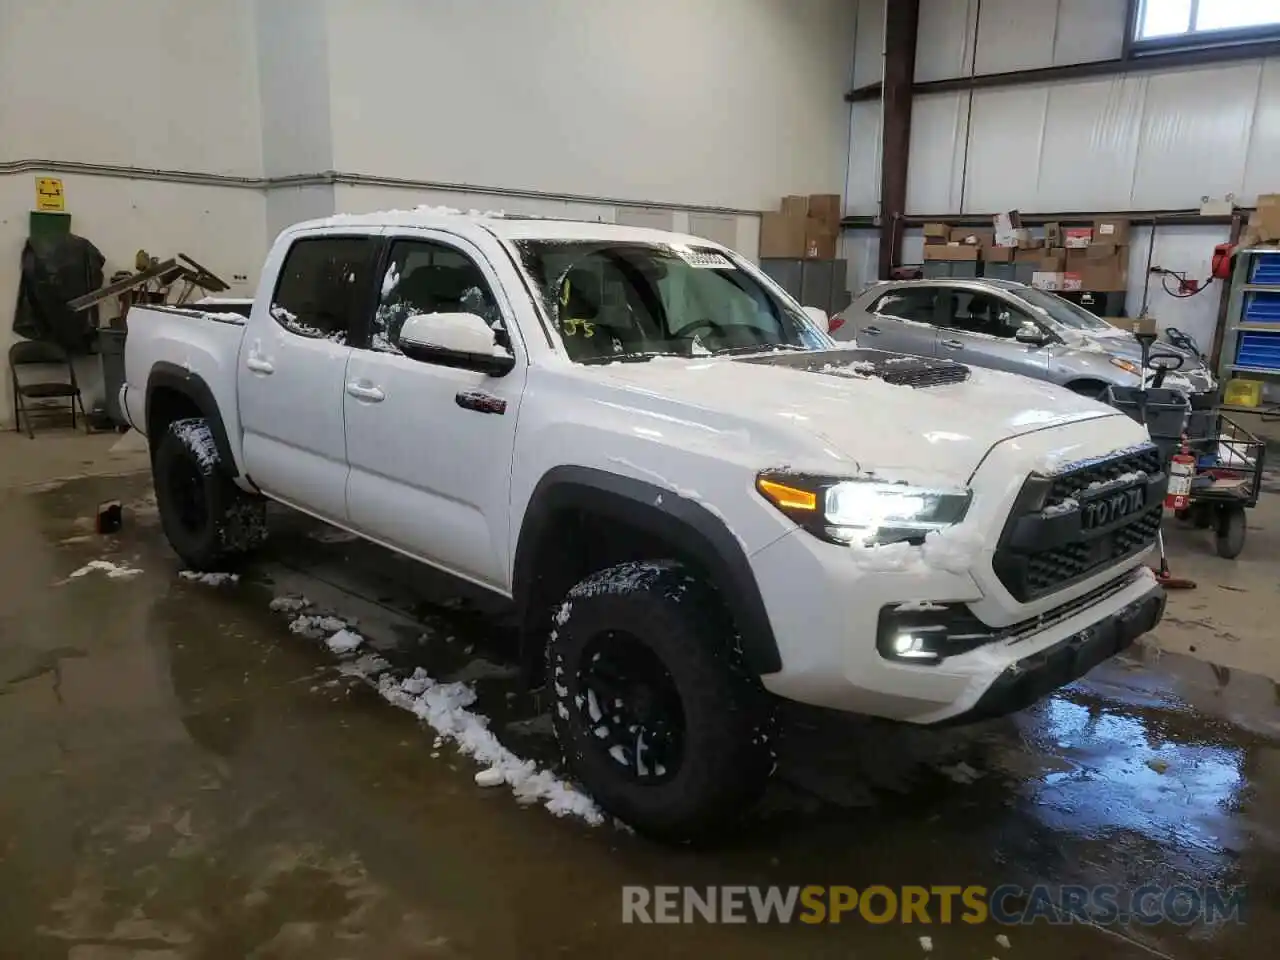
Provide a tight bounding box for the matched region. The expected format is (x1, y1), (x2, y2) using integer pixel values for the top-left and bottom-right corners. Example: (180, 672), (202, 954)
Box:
(179, 570), (240, 586)
(67, 559), (143, 580)
(288, 615), (348, 639)
(377, 668), (604, 826)
(269, 595), (311, 613)
(325, 628), (363, 655)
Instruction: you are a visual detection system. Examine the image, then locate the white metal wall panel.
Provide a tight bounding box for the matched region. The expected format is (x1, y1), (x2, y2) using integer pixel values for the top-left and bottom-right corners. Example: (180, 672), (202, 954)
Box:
(688, 214), (738, 248)
(1037, 76), (1145, 211)
(1051, 0), (1127, 65)
(1242, 58), (1280, 206)
(845, 101), (883, 215)
(974, 0), (1059, 75)
(1124, 225), (1230, 349)
(1132, 62), (1262, 210)
(852, 0), (886, 88)
(915, 0), (977, 82)
(905, 93), (970, 215)
(842, 231), (880, 301)
(963, 86), (1050, 213)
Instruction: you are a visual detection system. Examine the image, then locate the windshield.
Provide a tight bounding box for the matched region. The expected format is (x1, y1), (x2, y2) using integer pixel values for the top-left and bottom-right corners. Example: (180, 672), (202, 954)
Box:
(515, 241), (830, 363)
(1013, 287), (1112, 332)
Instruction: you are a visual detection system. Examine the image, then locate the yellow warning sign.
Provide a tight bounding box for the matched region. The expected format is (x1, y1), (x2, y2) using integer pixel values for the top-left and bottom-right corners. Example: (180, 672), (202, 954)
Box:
(35, 177), (65, 212)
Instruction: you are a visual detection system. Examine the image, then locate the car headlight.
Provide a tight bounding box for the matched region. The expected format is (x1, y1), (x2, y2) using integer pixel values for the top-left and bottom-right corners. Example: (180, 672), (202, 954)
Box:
(755, 472), (971, 545)
(1109, 356), (1140, 376)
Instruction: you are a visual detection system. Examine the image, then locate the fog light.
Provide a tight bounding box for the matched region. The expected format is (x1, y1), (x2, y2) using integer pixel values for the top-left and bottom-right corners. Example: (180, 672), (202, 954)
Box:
(891, 632), (942, 661)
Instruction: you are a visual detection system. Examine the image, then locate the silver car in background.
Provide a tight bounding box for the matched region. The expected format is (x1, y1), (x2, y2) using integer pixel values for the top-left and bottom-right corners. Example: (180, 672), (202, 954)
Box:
(835, 279), (1216, 400)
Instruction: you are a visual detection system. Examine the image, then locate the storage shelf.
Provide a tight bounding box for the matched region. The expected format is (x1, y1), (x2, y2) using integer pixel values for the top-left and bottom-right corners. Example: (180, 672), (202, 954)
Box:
(1236, 323), (1280, 332)
(1228, 364), (1280, 375)
(1220, 402), (1280, 414)
(1241, 284), (1280, 292)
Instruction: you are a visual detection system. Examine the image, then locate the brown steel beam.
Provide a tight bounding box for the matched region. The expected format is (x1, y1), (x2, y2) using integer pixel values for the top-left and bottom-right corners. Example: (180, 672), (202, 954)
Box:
(877, 0), (920, 280)
(846, 37), (1280, 103)
(842, 208), (1247, 229)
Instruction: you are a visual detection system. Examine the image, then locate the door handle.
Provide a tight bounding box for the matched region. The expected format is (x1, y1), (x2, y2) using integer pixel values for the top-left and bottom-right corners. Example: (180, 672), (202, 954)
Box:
(863, 325), (882, 335)
(345, 381), (385, 403)
(245, 356), (274, 374)
(940, 339), (964, 350)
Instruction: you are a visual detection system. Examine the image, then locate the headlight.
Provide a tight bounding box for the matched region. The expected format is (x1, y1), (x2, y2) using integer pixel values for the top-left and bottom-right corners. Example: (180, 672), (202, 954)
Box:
(1109, 356), (1140, 376)
(755, 472), (971, 545)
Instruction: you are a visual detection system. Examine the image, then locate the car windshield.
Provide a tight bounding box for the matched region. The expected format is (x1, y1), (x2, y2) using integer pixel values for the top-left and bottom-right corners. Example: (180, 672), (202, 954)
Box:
(514, 240), (830, 363)
(1013, 287), (1112, 332)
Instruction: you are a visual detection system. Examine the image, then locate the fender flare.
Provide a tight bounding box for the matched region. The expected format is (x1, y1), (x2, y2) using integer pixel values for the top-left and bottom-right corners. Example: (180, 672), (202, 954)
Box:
(145, 362), (239, 476)
(513, 466), (782, 676)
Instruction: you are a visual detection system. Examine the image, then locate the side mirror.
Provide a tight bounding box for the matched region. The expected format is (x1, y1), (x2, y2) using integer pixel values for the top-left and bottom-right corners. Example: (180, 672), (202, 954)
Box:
(802, 306), (830, 335)
(398, 312), (515, 376)
(1014, 321), (1046, 345)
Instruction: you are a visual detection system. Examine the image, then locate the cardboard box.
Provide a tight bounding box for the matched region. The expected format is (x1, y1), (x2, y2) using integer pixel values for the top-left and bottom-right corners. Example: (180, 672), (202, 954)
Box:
(807, 194), (841, 226)
(1038, 250), (1067, 271)
(993, 210), (1024, 247)
(950, 227), (995, 248)
(1079, 253), (1128, 291)
(804, 216), (838, 260)
(983, 246), (1015, 263)
(1086, 242), (1119, 259)
(1032, 271), (1064, 291)
(1257, 194), (1280, 242)
(760, 213), (807, 259)
(1017, 237), (1044, 250)
(1065, 248), (1089, 268)
(1107, 315), (1156, 335)
(923, 244), (979, 261)
(1065, 227), (1093, 248)
(1014, 245), (1044, 262)
(1045, 222), (1063, 247)
(1062, 271), (1083, 292)
(780, 195), (809, 218)
(923, 222), (950, 244)
(1092, 217), (1131, 245)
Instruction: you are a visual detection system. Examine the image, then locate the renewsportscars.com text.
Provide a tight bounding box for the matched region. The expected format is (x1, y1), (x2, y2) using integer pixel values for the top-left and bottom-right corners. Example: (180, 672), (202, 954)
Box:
(622, 884), (1245, 926)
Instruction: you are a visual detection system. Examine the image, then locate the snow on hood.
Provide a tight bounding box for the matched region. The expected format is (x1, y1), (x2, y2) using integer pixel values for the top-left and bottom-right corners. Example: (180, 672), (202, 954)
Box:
(587, 349), (1125, 483)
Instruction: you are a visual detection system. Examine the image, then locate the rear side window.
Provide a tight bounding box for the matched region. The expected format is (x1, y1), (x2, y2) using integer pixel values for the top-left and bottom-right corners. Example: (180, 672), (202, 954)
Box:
(872, 289), (938, 325)
(270, 237), (376, 343)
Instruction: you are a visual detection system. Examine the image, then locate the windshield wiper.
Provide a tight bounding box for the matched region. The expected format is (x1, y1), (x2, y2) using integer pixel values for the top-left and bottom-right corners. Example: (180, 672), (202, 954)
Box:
(713, 343), (810, 356)
(578, 351), (685, 366)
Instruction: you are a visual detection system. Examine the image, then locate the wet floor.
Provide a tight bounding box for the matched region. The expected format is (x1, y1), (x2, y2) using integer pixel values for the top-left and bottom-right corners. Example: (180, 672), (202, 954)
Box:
(2, 470), (1279, 959)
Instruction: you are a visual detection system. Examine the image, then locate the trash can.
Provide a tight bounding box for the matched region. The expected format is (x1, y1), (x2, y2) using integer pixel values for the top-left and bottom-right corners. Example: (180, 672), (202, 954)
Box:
(98, 328), (128, 426)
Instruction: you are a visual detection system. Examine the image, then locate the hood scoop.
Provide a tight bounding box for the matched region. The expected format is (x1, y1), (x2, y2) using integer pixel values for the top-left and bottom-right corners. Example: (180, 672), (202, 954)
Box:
(738, 348), (971, 389)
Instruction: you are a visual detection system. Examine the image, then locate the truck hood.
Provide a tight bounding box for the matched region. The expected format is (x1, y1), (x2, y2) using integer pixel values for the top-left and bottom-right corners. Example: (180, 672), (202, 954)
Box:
(590, 348), (1125, 483)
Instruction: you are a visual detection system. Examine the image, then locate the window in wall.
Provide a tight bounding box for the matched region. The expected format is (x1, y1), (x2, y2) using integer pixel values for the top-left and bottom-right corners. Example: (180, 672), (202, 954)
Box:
(1136, 0), (1280, 44)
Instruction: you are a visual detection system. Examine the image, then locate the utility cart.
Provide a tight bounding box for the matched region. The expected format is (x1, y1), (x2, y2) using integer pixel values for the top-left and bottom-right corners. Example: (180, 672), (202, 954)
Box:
(1173, 414), (1266, 559)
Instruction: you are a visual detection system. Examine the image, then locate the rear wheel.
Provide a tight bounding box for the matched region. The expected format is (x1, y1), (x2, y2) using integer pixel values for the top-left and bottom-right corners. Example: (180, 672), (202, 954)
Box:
(153, 418), (267, 570)
(1215, 505), (1247, 559)
(547, 561), (772, 842)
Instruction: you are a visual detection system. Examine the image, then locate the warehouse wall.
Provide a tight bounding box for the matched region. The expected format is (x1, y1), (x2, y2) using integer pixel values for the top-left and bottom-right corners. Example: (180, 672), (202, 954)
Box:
(0, 0), (267, 426)
(323, 0), (856, 212)
(845, 0), (1275, 347)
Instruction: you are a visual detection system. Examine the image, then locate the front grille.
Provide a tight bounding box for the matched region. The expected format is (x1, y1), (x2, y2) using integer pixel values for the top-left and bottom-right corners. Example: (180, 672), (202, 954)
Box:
(1044, 445), (1164, 505)
(994, 444), (1166, 602)
(1020, 506), (1161, 597)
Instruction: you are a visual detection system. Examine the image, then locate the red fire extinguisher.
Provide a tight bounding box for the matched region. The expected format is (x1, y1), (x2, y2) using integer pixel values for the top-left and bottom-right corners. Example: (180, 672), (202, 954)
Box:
(1166, 444), (1196, 511)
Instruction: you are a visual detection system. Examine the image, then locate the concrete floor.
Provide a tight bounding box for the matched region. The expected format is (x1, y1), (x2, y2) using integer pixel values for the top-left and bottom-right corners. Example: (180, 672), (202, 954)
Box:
(2, 429), (1279, 959)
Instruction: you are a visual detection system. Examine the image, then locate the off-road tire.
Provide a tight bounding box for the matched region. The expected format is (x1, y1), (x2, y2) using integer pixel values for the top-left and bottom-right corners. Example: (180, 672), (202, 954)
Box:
(153, 418), (267, 570)
(548, 560), (772, 842)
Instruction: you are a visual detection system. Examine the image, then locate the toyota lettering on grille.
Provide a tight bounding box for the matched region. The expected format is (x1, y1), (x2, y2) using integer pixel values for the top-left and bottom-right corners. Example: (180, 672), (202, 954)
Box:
(1082, 485), (1145, 531)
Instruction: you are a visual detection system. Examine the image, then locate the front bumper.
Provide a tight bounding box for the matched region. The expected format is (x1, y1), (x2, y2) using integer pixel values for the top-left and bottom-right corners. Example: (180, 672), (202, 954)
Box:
(930, 580), (1165, 726)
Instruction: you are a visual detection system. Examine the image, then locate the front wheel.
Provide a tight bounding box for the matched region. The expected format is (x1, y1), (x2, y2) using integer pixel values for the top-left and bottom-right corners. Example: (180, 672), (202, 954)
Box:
(153, 418), (267, 570)
(548, 561), (772, 842)
(1215, 505), (1247, 559)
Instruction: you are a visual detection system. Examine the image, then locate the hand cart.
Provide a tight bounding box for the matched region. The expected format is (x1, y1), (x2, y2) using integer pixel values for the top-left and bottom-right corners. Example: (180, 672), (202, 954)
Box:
(1172, 414), (1266, 559)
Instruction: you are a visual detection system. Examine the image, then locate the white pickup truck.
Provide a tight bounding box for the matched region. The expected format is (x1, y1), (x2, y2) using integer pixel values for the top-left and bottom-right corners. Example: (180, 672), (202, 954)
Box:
(122, 209), (1167, 839)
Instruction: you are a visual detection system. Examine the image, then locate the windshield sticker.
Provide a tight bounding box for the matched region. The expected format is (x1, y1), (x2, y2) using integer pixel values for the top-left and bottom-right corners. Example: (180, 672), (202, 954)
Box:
(674, 248), (736, 270)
